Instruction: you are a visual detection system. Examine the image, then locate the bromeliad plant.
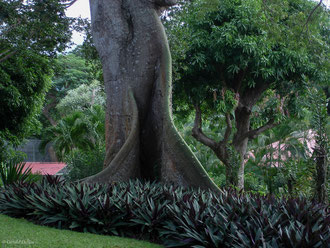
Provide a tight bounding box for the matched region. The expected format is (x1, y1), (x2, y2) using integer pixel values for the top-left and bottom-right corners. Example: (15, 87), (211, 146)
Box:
(0, 179), (329, 247)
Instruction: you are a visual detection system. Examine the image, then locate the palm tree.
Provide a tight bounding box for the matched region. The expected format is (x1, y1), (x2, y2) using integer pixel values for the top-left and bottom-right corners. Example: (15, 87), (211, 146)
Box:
(40, 109), (104, 161)
(247, 119), (313, 195)
(83, 105), (105, 148)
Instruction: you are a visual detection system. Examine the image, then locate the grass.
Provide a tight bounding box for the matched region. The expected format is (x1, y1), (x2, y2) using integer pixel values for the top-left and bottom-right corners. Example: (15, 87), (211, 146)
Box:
(0, 214), (163, 248)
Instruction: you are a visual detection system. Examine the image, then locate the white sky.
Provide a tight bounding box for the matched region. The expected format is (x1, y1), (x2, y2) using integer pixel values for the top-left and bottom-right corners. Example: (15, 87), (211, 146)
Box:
(65, 0), (329, 46)
(65, 0), (91, 46)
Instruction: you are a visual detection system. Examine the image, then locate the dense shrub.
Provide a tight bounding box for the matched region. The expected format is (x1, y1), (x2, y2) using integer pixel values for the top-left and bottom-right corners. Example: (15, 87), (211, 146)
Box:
(163, 190), (329, 247)
(0, 179), (329, 247)
(64, 146), (105, 181)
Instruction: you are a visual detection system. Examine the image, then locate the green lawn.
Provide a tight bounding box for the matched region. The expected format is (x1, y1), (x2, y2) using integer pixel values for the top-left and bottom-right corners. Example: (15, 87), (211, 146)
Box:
(0, 215), (163, 248)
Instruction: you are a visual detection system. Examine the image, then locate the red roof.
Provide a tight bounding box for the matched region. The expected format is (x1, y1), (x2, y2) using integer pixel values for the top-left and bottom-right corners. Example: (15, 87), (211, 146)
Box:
(24, 162), (67, 175)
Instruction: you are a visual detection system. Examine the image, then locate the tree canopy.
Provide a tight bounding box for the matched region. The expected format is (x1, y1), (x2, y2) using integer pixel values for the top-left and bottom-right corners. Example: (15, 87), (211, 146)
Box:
(0, 51), (51, 144)
(0, 0), (74, 154)
(56, 80), (105, 116)
(41, 51), (98, 126)
(0, 0), (73, 61)
(166, 0), (329, 188)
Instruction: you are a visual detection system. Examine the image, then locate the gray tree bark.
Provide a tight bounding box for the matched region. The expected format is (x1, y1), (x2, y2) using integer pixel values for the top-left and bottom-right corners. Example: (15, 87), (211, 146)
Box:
(84, 0), (218, 191)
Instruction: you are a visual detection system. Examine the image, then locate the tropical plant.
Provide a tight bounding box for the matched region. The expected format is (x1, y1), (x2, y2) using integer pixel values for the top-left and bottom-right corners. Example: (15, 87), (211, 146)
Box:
(42, 51), (102, 126)
(40, 112), (91, 160)
(0, 159), (39, 187)
(166, 0), (329, 189)
(163, 189), (330, 247)
(307, 87), (329, 203)
(246, 118), (315, 196)
(40, 105), (105, 161)
(0, 0), (74, 148)
(65, 145), (105, 181)
(0, 143), (27, 169)
(0, 180), (329, 247)
(0, 51), (52, 147)
(174, 115), (223, 171)
(56, 80), (105, 116)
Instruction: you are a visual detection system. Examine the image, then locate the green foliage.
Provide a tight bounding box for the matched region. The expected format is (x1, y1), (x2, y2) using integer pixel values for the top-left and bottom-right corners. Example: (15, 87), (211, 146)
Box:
(0, 0), (73, 57)
(163, 189), (329, 247)
(52, 53), (96, 96)
(306, 87), (329, 202)
(0, 159), (40, 187)
(174, 115), (222, 170)
(0, 0), (74, 148)
(225, 144), (241, 186)
(209, 167), (270, 195)
(0, 143), (27, 167)
(65, 145), (105, 181)
(40, 112), (93, 160)
(169, 0), (327, 112)
(0, 180), (329, 247)
(281, 160), (313, 196)
(56, 80), (105, 116)
(40, 105), (105, 161)
(78, 19), (104, 82)
(0, 51), (52, 144)
(39, 52), (106, 173)
(41, 51), (101, 129)
(243, 171), (266, 194)
(208, 171), (226, 187)
(246, 120), (316, 196)
(250, 89), (287, 130)
(307, 87), (329, 154)
(166, 0), (329, 188)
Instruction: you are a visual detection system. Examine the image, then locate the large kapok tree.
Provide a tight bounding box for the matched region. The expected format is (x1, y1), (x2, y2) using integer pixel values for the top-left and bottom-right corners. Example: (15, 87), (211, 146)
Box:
(84, 0), (218, 191)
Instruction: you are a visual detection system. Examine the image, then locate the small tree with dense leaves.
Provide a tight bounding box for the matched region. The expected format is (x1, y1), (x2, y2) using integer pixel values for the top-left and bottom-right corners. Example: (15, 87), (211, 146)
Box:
(167, 0), (329, 189)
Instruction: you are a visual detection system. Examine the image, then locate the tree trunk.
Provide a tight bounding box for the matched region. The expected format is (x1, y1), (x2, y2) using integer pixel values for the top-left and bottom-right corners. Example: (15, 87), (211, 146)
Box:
(314, 146), (328, 204)
(42, 95), (58, 162)
(233, 104), (250, 190)
(84, 0), (218, 191)
(232, 85), (269, 190)
(211, 146), (237, 187)
(224, 161), (238, 187)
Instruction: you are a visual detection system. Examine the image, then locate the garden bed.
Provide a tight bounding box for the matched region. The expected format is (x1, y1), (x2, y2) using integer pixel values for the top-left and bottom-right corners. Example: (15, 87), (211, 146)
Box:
(0, 176), (329, 247)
